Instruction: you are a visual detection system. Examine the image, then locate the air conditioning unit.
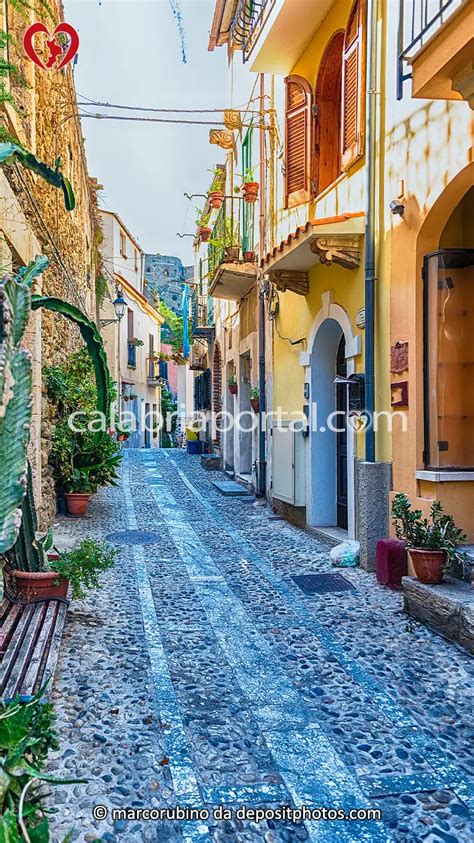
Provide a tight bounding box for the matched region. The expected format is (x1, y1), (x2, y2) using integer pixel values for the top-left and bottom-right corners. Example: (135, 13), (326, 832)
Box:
(272, 420), (306, 506)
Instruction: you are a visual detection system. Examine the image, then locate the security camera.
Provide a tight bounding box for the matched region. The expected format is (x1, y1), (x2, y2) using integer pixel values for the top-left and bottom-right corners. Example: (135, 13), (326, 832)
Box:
(390, 199), (405, 217)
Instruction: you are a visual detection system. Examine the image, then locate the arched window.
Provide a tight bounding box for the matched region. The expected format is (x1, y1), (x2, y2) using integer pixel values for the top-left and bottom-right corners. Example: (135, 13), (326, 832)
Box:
(341, 0), (366, 169)
(314, 31), (344, 195)
(284, 75), (312, 208)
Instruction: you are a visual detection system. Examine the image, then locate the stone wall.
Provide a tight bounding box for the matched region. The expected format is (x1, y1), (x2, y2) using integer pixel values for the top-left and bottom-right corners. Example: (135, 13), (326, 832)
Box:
(1, 1), (97, 526)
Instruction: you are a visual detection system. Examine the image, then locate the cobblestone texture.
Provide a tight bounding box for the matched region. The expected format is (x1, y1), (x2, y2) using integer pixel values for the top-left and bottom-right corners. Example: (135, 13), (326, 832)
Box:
(49, 450), (474, 842)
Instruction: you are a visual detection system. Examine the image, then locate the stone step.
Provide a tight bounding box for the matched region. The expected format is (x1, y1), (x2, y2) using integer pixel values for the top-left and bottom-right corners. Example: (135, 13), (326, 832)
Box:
(212, 480), (255, 501)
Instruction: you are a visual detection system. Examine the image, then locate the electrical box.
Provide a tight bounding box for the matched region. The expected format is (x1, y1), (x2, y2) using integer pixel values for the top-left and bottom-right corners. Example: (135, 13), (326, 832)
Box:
(272, 421), (306, 506)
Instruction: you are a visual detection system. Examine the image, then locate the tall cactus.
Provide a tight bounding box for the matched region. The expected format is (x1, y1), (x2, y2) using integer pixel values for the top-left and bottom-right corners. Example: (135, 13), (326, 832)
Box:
(0, 256), (49, 555)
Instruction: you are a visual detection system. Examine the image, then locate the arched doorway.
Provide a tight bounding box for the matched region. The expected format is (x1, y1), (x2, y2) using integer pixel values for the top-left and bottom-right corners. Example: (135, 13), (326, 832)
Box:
(314, 31), (344, 195)
(310, 317), (347, 529)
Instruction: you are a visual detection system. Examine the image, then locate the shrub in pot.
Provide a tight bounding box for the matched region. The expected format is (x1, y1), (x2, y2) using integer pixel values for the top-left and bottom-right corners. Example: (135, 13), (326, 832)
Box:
(228, 373), (238, 395)
(48, 538), (117, 600)
(391, 493), (466, 584)
(240, 167), (259, 204)
(250, 385), (260, 413)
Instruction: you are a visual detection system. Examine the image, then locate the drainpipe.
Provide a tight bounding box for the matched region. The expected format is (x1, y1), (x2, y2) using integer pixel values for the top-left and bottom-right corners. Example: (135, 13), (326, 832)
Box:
(364, 0), (378, 463)
(258, 73), (267, 496)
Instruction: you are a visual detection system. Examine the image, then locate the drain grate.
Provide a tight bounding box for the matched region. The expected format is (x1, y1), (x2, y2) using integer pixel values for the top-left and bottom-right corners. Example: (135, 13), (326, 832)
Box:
(291, 573), (356, 595)
(106, 530), (161, 546)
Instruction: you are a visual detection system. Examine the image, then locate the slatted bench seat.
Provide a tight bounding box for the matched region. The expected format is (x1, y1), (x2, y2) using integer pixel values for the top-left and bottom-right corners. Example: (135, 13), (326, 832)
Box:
(0, 597), (68, 701)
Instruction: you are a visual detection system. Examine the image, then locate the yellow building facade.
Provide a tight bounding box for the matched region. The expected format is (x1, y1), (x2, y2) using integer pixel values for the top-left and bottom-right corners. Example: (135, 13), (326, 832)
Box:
(207, 0), (474, 564)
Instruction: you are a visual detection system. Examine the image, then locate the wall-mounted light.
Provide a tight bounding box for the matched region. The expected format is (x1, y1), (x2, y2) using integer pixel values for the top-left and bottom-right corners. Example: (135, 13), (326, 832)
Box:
(390, 199), (405, 217)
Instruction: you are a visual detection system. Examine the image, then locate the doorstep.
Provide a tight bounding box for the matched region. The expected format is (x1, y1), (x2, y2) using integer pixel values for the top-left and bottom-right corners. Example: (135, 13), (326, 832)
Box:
(402, 575), (474, 654)
(306, 526), (348, 547)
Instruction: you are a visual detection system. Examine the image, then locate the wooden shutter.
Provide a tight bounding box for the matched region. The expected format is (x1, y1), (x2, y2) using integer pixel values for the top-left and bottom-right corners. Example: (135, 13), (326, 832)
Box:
(284, 75), (312, 208)
(341, 0), (366, 170)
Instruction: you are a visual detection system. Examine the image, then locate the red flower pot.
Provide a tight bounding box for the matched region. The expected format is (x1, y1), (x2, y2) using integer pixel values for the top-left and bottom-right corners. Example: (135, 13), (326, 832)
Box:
(65, 492), (90, 517)
(408, 548), (447, 584)
(242, 182), (259, 204)
(229, 383), (238, 395)
(208, 191), (223, 210)
(250, 397), (259, 413)
(117, 433), (128, 442)
(244, 251), (255, 262)
(199, 226), (212, 242)
(4, 569), (69, 603)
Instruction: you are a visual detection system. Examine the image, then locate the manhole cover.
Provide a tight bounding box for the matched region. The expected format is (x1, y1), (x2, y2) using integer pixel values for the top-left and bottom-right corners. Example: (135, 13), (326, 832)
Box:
(105, 530), (161, 546)
(291, 573), (356, 595)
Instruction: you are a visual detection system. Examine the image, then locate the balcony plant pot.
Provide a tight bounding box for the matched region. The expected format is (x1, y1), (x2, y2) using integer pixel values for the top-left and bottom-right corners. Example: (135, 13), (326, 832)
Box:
(229, 383), (238, 396)
(209, 191), (223, 210)
(65, 492), (90, 517)
(408, 548), (447, 585)
(199, 226), (212, 242)
(242, 181), (259, 204)
(244, 251), (255, 262)
(117, 433), (129, 443)
(225, 245), (239, 261)
(3, 568), (69, 603)
(250, 397), (259, 413)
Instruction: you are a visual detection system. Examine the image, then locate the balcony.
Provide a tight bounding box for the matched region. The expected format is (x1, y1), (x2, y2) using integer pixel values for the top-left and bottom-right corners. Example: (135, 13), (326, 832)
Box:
(127, 341), (136, 368)
(207, 200), (257, 301)
(146, 359), (165, 388)
(191, 289), (215, 342)
(398, 0), (474, 104)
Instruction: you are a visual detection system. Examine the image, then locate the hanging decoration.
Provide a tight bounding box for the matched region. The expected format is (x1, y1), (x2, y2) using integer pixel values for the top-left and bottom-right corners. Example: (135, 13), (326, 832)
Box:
(168, 0), (187, 64)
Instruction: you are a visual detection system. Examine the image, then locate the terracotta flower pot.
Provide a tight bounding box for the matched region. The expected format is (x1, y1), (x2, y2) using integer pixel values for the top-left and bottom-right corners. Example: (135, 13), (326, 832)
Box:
(244, 251), (255, 262)
(4, 569), (69, 603)
(225, 245), (239, 261)
(250, 397), (259, 413)
(117, 433), (128, 442)
(208, 191), (223, 210)
(229, 383), (238, 395)
(408, 548), (447, 584)
(199, 226), (212, 242)
(242, 181), (259, 204)
(65, 492), (90, 517)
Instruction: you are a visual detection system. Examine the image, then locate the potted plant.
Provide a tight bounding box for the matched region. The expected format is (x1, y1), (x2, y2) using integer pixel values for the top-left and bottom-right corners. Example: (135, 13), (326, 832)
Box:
(240, 167), (259, 204)
(391, 493), (467, 584)
(250, 385), (260, 413)
(47, 538), (117, 600)
(64, 469), (95, 517)
(244, 250), (256, 262)
(228, 373), (238, 395)
(208, 166), (225, 209)
(196, 208), (212, 242)
(209, 217), (240, 261)
(129, 336), (144, 348)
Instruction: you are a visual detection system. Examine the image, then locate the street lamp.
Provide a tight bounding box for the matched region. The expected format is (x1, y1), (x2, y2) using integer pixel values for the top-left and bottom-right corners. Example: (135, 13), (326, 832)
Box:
(99, 290), (126, 327)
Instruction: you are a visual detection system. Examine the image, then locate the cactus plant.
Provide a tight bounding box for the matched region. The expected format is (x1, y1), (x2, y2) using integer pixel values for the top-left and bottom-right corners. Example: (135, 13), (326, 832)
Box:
(0, 257), (48, 555)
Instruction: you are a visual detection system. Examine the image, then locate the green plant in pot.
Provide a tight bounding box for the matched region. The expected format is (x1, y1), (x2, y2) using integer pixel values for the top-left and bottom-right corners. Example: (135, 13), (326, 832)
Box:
(239, 167), (259, 204)
(391, 493), (467, 584)
(249, 385), (260, 413)
(208, 166), (225, 209)
(228, 373), (238, 395)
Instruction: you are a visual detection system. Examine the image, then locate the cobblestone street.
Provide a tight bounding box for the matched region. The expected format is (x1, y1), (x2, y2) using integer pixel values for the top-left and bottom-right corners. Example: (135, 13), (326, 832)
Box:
(49, 450), (474, 843)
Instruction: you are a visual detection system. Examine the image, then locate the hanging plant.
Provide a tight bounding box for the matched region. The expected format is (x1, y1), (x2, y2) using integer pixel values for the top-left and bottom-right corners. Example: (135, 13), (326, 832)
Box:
(129, 337), (144, 347)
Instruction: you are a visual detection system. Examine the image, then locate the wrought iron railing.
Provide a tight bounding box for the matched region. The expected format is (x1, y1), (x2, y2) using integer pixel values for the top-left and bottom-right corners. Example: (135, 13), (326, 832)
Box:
(191, 287), (215, 338)
(194, 369), (212, 411)
(231, 0), (275, 63)
(207, 199), (242, 282)
(397, 0), (460, 98)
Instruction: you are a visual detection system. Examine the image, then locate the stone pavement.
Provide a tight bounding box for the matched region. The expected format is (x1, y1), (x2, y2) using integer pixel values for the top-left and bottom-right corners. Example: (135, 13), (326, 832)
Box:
(49, 449), (474, 842)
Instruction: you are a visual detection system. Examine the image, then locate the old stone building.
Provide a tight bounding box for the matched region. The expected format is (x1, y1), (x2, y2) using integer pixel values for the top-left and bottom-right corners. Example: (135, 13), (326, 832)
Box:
(0, 0), (98, 525)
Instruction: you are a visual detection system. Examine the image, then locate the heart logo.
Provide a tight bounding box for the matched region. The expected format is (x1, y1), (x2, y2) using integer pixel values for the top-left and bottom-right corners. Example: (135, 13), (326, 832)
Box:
(24, 22), (79, 71)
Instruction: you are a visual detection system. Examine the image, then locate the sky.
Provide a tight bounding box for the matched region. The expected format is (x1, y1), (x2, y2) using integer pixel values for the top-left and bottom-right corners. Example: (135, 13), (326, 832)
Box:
(65, 0), (229, 266)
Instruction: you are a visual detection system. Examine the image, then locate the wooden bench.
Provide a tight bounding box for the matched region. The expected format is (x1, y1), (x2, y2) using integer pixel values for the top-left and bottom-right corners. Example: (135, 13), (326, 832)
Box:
(0, 597), (68, 701)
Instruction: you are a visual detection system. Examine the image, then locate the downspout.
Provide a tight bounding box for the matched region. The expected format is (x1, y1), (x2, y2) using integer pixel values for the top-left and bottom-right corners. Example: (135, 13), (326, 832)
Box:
(258, 72), (267, 496)
(364, 0), (378, 463)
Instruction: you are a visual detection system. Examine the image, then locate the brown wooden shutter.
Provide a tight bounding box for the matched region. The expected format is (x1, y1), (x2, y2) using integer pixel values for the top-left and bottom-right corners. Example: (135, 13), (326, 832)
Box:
(341, 0), (366, 170)
(284, 75), (312, 208)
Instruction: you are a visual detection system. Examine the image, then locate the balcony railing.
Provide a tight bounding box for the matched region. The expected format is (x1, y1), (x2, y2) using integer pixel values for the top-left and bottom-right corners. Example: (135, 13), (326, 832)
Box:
(231, 0), (275, 63)
(147, 359), (166, 387)
(208, 198), (256, 283)
(127, 341), (136, 368)
(397, 0), (460, 98)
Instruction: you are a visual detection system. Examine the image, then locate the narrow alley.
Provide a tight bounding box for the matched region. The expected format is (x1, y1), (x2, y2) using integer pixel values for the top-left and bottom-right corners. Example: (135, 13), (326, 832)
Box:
(49, 452), (474, 843)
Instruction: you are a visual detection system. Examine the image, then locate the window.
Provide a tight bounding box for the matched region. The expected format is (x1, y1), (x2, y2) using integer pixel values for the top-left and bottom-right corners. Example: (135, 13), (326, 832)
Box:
(134, 248), (139, 272)
(120, 231), (127, 258)
(314, 32), (344, 195)
(341, 0), (366, 169)
(284, 75), (312, 208)
(423, 249), (474, 469)
(127, 308), (134, 339)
